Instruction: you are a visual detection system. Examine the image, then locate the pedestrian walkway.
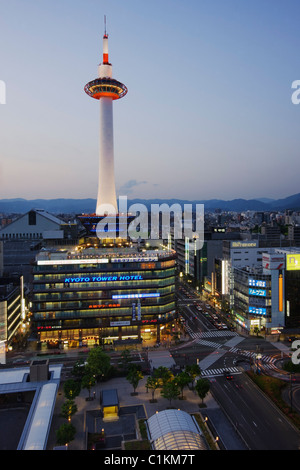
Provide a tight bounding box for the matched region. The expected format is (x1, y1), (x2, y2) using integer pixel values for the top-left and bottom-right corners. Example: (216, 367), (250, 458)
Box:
(228, 347), (276, 364)
(198, 336), (244, 371)
(194, 330), (239, 339)
(270, 341), (291, 355)
(201, 366), (242, 378)
(148, 349), (176, 370)
(193, 338), (225, 349)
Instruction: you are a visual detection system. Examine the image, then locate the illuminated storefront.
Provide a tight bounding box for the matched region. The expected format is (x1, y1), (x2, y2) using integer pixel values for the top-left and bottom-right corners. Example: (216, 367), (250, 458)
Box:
(32, 247), (176, 346)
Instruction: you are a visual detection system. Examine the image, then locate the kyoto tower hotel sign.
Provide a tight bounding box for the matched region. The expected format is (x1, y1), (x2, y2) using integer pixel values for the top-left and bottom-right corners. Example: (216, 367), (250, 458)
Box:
(84, 21), (127, 216)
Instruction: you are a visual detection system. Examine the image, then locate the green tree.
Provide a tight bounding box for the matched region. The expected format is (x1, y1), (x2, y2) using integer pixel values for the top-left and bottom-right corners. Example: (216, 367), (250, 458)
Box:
(185, 364), (201, 389)
(63, 379), (81, 400)
(55, 422), (76, 447)
(153, 366), (173, 386)
(146, 376), (160, 402)
(126, 365), (144, 395)
(195, 377), (210, 405)
(72, 359), (87, 380)
(81, 372), (96, 399)
(174, 371), (190, 399)
(60, 399), (77, 422)
(161, 380), (180, 406)
(86, 346), (111, 380)
(119, 349), (133, 372)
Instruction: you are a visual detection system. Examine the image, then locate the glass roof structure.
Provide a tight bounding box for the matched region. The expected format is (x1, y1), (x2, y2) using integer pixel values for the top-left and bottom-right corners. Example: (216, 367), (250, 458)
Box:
(0, 364), (62, 450)
(146, 409), (207, 451)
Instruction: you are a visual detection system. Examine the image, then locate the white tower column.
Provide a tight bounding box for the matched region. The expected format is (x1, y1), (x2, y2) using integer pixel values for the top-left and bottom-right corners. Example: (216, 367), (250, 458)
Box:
(96, 96), (118, 215)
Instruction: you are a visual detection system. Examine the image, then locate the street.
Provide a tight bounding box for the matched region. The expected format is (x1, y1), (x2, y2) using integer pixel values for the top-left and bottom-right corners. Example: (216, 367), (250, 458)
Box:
(175, 283), (300, 450)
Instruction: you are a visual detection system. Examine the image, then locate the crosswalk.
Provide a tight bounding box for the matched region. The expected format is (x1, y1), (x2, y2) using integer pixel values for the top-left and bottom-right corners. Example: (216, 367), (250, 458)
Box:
(201, 366), (242, 377)
(185, 325), (238, 339)
(185, 326), (239, 349)
(184, 326), (278, 367)
(194, 330), (239, 338)
(193, 338), (224, 349)
(228, 347), (276, 364)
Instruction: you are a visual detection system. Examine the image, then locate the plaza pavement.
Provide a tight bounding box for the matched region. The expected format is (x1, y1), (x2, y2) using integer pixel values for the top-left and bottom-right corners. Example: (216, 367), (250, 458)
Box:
(46, 348), (247, 451)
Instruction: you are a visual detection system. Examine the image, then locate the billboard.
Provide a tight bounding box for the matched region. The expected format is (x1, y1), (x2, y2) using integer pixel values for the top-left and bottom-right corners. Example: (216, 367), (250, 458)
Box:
(249, 279), (266, 288)
(286, 254), (300, 271)
(262, 253), (285, 271)
(249, 288), (266, 297)
(249, 307), (266, 316)
(231, 241), (258, 248)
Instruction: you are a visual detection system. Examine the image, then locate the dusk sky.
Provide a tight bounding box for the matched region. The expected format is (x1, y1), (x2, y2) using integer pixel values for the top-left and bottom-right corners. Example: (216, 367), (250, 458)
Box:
(1, 0), (300, 202)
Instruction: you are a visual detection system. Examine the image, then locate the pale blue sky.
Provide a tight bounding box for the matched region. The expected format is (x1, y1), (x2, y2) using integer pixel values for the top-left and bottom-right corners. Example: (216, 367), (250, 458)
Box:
(0, 0), (300, 202)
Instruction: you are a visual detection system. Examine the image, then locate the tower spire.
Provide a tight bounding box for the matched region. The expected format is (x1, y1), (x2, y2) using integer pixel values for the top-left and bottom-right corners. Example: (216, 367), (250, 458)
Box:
(102, 15), (109, 64)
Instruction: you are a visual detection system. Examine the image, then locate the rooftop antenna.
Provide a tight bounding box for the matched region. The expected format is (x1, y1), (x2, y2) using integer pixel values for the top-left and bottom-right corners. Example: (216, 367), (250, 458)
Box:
(104, 15), (107, 36)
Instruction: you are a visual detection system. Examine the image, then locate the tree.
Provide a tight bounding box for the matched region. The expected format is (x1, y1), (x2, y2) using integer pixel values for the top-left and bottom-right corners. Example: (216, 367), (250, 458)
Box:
(146, 376), (160, 402)
(185, 364), (201, 389)
(55, 422), (76, 447)
(195, 377), (210, 405)
(60, 399), (77, 422)
(161, 380), (180, 406)
(126, 365), (144, 395)
(253, 326), (260, 337)
(86, 346), (111, 380)
(81, 372), (96, 400)
(174, 371), (190, 399)
(153, 366), (173, 386)
(63, 379), (81, 400)
(72, 359), (87, 380)
(119, 349), (133, 372)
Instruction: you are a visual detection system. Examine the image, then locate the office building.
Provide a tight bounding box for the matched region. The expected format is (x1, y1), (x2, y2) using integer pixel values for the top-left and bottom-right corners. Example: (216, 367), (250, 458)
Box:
(0, 276), (25, 357)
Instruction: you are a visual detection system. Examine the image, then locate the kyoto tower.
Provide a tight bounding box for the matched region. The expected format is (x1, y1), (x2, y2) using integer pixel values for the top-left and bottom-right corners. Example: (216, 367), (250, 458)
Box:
(84, 18), (127, 216)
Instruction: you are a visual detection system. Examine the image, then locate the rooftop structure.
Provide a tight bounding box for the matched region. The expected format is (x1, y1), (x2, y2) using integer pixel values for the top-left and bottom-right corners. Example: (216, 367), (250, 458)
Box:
(0, 363), (62, 450)
(146, 409), (207, 450)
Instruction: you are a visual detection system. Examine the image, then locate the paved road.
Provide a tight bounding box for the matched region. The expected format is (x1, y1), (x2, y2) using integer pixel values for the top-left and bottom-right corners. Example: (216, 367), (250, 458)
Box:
(210, 371), (300, 450)
(176, 285), (300, 450)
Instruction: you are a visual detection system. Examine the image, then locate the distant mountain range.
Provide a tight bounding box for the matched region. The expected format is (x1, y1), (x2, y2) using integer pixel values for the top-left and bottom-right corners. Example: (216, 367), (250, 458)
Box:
(0, 193), (300, 214)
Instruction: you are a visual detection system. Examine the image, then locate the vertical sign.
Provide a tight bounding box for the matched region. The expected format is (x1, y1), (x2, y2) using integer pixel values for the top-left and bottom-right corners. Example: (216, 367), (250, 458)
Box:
(185, 237), (189, 275)
(279, 274), (283, 312)
(132, 303), (136, 321)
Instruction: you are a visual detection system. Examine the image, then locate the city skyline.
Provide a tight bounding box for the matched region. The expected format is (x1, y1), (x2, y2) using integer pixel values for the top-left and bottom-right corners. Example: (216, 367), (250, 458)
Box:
(1, 0), (300, 202)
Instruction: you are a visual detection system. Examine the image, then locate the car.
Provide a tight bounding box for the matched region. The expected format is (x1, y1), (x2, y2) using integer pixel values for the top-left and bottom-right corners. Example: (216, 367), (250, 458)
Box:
(224, 370), (234, 380)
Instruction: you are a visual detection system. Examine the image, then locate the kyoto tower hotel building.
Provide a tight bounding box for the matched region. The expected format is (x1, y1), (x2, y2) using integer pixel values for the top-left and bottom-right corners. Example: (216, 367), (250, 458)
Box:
(31, 24), (177, 349)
